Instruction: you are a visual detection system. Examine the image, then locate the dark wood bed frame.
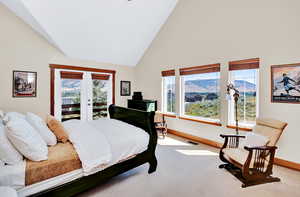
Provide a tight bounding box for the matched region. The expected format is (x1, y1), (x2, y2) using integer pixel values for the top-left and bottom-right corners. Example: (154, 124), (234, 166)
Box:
(32, 105), (158, 197)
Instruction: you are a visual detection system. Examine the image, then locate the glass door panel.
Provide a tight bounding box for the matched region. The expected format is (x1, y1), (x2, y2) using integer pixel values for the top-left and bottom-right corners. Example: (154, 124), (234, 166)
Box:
(92, 79), (109, 119)
(61, 78), (81, 121)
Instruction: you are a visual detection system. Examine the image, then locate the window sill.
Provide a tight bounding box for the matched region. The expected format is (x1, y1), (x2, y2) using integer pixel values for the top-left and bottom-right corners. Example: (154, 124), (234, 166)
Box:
(226, 125), (253, 132)
(163, 113), (177, 118)
(179, 116), (222, 127)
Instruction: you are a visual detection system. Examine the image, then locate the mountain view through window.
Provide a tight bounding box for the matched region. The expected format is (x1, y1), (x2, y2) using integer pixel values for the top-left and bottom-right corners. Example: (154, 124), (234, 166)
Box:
(229, 69), (258, 125)
(183, 72), (220, 120)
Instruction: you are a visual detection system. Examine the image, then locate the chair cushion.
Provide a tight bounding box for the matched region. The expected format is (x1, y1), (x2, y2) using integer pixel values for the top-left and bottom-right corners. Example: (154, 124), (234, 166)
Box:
(239, 132), (269, 148)
(253, 125), (282, 146)
(223, 148), (249, 166)
(256, 118), (287, 130)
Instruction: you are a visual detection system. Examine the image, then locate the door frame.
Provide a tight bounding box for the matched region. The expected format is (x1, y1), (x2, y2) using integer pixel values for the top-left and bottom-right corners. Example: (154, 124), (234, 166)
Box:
(49, 64), (116, 116)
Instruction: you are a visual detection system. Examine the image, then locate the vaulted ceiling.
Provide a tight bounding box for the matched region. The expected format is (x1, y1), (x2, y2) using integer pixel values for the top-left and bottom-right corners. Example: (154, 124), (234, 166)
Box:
(1, 0), (178, 66)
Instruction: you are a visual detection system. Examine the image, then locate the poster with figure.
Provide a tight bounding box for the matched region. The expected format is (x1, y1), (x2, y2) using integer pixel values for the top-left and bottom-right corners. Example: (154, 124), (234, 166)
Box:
(271, 63), (300, 103)
(13, 71), (37, 97)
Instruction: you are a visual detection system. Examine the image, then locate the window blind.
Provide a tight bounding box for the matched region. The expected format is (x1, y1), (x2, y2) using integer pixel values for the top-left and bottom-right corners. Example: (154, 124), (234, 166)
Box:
(179, 64), (220, 75)
(91, 74), (110, 80)
(60, 71), (83, 79)
(229, 58), (259, 71)
(161, 69), (175, 77)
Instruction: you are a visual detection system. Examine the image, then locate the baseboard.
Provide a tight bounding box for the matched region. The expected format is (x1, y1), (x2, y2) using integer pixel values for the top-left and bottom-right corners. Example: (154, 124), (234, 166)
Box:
(168, 129), (300, 171)
(168, 129), (222, 149)
(274, 158), (300, 171)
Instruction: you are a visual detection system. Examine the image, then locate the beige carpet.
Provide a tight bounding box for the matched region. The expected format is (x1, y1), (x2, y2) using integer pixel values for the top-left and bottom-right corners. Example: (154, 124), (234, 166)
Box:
(78, 135), (300, 197)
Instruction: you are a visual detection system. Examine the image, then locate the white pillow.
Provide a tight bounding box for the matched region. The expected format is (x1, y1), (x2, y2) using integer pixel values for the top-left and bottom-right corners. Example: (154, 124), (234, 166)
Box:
(26, 112), (57, 146)
(0, 124), (23, 165)
(240, 132), (269, 148)
(3, 112), (26, 124)
(6, 118), (48, 161)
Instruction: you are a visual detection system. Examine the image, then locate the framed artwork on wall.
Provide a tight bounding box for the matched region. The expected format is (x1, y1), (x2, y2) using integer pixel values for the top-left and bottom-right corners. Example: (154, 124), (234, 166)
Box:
(271, 63), (300, 103)
(13, 70), (37, 97)
(120, 81), (131, 96)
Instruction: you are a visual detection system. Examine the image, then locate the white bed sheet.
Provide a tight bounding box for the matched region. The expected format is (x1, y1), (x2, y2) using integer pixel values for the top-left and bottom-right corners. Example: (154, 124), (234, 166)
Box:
(0, 161), (26, 190)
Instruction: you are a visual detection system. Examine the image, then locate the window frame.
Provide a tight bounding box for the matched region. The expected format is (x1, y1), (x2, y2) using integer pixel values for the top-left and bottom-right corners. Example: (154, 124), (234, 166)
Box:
(50, 64), (115, 116)
(179, 64), (221, 124)
(161, 74), (176, 115)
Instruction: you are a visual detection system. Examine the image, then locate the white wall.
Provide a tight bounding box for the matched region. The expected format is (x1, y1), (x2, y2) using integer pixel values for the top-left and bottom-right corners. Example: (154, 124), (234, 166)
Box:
(0, 4), (135, 119)
(136, 0), (300, 163)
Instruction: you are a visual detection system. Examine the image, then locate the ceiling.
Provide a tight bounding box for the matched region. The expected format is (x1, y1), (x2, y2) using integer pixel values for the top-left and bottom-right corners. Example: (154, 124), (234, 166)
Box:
(1, 0), (178, 66)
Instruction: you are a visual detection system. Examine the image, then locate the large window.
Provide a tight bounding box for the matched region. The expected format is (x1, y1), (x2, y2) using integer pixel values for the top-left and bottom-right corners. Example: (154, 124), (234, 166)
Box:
(228, 58), (259, 126)
(162, 70), (176, 114)
(180, 64), (221, 122)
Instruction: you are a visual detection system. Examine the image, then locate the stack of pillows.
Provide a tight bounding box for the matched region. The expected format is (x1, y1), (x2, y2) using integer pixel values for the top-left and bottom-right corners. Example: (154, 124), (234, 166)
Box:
(0, 110), (69, 166)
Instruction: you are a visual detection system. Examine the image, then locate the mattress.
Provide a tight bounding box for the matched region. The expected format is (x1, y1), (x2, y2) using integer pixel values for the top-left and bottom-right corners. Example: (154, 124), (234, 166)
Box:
(25, 142), (82, 186)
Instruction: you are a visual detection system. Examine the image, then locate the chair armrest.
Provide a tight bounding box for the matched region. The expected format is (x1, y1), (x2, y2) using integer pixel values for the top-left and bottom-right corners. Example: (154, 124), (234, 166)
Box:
(242, 145), (278, 176)
(220, 134), (245, 138)
(244, 146), (277, 151)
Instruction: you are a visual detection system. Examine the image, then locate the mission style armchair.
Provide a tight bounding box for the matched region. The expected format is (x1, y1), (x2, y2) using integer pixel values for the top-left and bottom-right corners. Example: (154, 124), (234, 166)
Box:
(219, 118), (287, 187)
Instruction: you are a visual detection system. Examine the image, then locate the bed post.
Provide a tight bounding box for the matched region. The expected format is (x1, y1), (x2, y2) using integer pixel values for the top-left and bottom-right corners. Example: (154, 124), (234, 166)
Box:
(108, 105), (158, 173)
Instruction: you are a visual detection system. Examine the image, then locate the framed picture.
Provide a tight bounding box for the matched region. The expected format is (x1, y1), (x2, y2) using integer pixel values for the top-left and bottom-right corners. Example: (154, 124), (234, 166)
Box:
(13, 71), (37, 97)
(120, 81), (131, 96)
(271, 63), (300, 103)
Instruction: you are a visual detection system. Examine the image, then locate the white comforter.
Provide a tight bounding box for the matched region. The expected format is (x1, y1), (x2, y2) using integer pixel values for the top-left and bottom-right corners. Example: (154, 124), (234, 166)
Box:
(0, 118), (149, 189)
(63, 120), (112, 175)
(90, 118), (149, 166)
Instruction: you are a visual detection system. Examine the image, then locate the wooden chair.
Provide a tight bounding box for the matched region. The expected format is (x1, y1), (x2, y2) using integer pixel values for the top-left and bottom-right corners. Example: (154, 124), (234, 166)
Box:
(154, 112), (167, 138)
(219, 118), (287, 187)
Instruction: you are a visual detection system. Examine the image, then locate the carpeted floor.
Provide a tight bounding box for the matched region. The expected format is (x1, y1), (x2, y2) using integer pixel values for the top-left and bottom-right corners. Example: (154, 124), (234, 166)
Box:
(78, 135), (300, 197)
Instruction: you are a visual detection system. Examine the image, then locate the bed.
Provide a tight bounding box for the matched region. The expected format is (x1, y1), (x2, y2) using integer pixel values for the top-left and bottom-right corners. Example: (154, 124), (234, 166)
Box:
(1, 105), (158, 197)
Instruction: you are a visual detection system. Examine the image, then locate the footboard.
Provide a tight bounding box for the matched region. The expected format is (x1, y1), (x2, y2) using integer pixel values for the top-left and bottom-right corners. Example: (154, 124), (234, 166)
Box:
(109, 104), (157, 153)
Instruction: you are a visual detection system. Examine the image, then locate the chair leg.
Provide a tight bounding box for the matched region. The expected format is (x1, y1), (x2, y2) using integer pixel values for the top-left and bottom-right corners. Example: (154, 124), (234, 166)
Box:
(241, 176), (281, 188)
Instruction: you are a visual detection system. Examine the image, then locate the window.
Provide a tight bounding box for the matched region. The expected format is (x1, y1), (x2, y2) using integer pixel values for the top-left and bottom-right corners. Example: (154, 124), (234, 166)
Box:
(162, 70), (176, 114)
(180, 64), (221, 122)
(61, 71), (83, 121)
(228, 58), (259, 127)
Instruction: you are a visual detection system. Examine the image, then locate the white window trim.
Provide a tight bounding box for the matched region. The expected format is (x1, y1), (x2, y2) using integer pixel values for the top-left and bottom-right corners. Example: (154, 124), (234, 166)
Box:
(227, 69), (259, 128)
(161, 76), (176, 115)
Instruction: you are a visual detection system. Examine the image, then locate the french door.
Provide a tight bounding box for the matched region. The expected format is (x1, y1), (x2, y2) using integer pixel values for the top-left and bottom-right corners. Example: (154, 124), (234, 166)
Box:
(53, 69), (113, 121)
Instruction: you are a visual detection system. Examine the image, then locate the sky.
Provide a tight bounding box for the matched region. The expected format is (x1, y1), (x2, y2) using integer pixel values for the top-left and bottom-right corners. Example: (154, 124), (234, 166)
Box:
(183, 69), (257, 84)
